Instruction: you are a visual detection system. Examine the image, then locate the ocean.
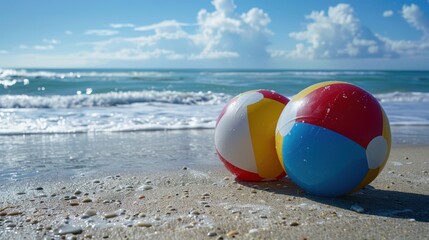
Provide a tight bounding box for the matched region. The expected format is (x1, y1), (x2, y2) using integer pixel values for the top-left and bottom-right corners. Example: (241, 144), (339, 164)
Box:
(1, 68), (428, 136)
(0, 68), (428, 182)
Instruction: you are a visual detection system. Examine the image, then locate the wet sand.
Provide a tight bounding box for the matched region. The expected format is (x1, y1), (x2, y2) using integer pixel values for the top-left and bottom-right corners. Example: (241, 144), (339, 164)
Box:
(0, 142), (428, 239)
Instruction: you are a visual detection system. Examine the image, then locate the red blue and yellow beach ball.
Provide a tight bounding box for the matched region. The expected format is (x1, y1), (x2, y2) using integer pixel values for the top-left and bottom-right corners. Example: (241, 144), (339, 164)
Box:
(215, 90), (289, 181)
(275, 81), (391, 197)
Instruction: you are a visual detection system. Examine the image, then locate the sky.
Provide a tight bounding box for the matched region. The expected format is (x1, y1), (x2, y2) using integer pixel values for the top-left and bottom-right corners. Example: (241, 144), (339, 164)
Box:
(0, 0), (429, 69)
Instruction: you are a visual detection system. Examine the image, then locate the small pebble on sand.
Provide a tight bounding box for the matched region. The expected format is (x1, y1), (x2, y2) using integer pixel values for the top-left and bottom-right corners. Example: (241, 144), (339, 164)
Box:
(207, 231), (217, 237)
(351, 204), (365, 213)
(81, 209), (97, 219)
(82, 198), (93, 203)
(55, 224), (83, 235)
(226, 230), (239, 237)
(137, 222), (152, 227)
(7, 211), (22, 216)
(138, 185), (153, 191)
(249, 229), (259, 234)
(191, 210), (200, 215)
(103, 212), (118, 219)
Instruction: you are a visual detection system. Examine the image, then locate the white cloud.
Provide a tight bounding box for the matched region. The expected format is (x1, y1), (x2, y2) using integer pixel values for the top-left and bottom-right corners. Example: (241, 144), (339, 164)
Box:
(402, 4), (429, 37)
(379, 4), (429, 56)
(19, 44), (28, 49)
(65, 31), (73, 35)
(383, 10), (394, 17)
(287, 3), (429, 60)
(109, 23), (135, 28)
(192, 0), (272, 60)
(85, 29), (119, 36)
(241, 8), (271, 33)
(79, 0), (272, 63)
(78, 48), (179, 60)
(288, 4), (390, 59)
(43, 39), (60, 44)
(34, 45), (54, 51)
(134, 20), (189, 32)
(0, 50), (8, 54)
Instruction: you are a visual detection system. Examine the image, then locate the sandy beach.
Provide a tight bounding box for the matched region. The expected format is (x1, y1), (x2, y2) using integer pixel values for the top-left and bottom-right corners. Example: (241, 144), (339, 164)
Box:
(2, 0), (429, 238)
(0, 131), (428, 239)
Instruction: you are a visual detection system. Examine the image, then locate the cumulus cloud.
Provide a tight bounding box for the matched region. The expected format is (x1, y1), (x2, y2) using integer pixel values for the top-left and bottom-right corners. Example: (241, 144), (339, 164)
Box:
(288, 4), (390, 59)
(379, 4), (429, 56)
(19, 44), (29, 49)
(109, 23), (135, 28)
(383, 10), (394, 17)
(0, 50), (8, 54)
(241, 8), (271, 33)
(85, 29), (119, 36)
(65, 31), (73, 35)
(191, 0), (272, 60)
(80, 0), (272, 63)
(287, 3), (429, 59)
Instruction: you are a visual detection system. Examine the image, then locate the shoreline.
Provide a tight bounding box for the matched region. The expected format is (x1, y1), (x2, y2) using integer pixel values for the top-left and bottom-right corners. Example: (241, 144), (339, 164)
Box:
(1, 143), (428, 239)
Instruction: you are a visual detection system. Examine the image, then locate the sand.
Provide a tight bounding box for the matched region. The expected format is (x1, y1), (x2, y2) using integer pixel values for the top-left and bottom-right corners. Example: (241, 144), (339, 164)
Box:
(0, 144), (428, 239)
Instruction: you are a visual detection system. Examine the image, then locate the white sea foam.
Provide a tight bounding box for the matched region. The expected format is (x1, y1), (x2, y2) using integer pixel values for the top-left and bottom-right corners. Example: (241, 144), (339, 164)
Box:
(0, 78), (29, 88)
(0, 102), (223, 135)
(201, 71), (384, 77)
(0, 90), (229, 108)
(287, 71), (384, 76)
(375, 92), (429, 103)
(0, 68), (173, 79)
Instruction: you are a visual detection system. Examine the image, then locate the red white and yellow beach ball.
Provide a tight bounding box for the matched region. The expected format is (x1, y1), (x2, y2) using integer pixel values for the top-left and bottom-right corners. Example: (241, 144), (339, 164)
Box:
(215, 90), (289, 181)
(275, 82), (391, 197)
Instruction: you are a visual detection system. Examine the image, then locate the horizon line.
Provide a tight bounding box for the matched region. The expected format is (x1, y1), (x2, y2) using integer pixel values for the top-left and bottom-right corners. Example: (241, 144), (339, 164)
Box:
(1, 67), (429, 71)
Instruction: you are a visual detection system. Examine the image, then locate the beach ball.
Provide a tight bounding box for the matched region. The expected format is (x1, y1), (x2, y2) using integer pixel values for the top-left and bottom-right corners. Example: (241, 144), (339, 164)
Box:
(215, 90), (289, 181)
(275, 82), (391, 197)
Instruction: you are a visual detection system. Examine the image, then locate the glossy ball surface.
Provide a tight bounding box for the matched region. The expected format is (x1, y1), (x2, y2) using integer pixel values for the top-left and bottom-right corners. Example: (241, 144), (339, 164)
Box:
(275, 82), (391, 197)
(215, 90), (289, 181)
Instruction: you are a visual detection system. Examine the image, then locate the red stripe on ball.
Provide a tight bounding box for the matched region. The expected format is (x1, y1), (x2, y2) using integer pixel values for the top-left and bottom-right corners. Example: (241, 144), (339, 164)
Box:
(216, 149), (264, 181)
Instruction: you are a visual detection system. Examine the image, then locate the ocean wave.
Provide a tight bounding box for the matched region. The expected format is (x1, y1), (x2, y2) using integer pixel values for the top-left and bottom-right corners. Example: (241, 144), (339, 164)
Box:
(0, 78), (30, 88)
(0, 68), (174, 79)
(0, 103), (222, 135)
(0, 90), (229, 108)
(390, 122), (429, 126)
(375, 92), (429, 102)
(201, 71), (384, 77)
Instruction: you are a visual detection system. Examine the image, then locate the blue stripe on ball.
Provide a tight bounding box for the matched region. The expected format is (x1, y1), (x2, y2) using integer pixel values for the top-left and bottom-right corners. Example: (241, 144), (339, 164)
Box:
(282, 122), (368, 197)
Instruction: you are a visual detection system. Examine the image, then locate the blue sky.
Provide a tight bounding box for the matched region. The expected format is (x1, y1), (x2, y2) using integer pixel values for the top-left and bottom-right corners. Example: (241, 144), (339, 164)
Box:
(0, 0), (428, 69)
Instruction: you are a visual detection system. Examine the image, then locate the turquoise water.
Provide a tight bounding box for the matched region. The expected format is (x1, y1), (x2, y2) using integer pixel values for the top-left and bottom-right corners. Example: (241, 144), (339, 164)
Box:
(1, 68), (428, 183)
(2, 69), (429, 96)
(0, 68), (428, 141)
